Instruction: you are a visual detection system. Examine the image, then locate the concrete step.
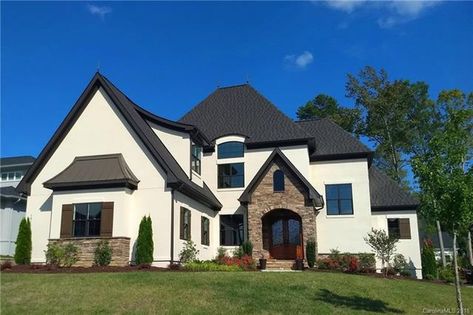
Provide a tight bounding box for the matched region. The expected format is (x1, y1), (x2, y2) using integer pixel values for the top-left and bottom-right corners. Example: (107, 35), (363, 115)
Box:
(264, 260), (297, 270)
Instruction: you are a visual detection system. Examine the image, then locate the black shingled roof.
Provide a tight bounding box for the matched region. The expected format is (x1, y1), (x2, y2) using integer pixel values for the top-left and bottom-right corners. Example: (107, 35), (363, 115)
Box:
(43, 154), (140, 191)
(179, 84), (311, 144)
(0, 186), (22, 199)
(296, 118), (372, 161)
(369, 166), (418, 211)
(0, 156), (35, 167)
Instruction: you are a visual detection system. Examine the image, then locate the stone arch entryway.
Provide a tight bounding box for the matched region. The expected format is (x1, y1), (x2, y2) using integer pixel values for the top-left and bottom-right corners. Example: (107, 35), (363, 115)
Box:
(262, 209), (303, 259)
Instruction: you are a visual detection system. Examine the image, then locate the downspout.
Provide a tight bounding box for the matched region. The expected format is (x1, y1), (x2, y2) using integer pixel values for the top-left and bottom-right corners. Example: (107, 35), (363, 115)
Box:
(170, 189), (175, 264)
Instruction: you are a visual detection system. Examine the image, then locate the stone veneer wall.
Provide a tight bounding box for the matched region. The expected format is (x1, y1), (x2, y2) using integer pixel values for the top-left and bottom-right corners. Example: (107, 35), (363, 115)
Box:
(247, 158), (317, 259)
(49, 237), (130, 267)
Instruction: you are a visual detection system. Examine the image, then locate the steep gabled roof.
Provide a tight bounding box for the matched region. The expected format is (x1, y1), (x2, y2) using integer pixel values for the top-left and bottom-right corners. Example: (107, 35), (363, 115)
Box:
(179, 84), (312, 146)
(43, 154), (140, 191)
(0, 156), (35, 168)
(296, 118), (372, 162)
(239, 148), (324, 207)
(17, 73), (222, 211)
(369, 166), (418, 211)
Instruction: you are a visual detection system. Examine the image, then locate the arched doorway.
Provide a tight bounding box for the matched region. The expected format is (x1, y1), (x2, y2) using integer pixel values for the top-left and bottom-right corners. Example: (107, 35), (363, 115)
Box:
(262, 209), (303, 259)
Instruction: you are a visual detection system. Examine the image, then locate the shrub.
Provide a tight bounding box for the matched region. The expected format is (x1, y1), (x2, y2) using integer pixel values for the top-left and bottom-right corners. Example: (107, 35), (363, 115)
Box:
(1, 261), (12, 271)
(400, 269), (412, 277)
(424, 274), (435, 281)
(316, 258), (328, 269)
(233, 246), (244, 259)
(184, 261), (242, 272)
(94, 240), (112, 266)
(241, 241), (253, 257)
(347, 256), (359, 273)
(393, 254), (409, 275)
(421, 239), (437, 279)
(218, 254), (256, 270)
(316, 257), (340, 270)
(179, 240), (199, 263)
(135, 216), (154, 265)
(306, 239), (316, 268)
(168, 263), (182, 270)
(381, 267), (397, 276)
(438, 266), (455, 283)
(14, 218), (32, 265)
(364, 228), (398, 277)
(45, 242), (79, 267)
(358, 253), (376, 273)
(216, 247), (227, 260)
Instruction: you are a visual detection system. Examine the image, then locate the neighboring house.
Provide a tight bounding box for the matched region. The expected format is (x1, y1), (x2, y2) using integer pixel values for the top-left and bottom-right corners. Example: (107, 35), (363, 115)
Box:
(0, 156), (35, 256)
(17, 73), (421, 277)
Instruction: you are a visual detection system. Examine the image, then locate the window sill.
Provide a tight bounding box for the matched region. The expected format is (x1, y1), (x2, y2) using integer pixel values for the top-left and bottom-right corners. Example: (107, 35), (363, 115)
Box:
(325, 214), (355, 219)
(217, 188), (245, 192)
(192, 170), (202, 179)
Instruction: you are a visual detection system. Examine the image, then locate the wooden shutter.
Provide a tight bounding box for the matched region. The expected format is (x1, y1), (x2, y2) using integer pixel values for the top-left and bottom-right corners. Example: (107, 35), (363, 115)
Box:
(188, 210), (191, 241)
(100, 202), (114, 237)
(399, 218), (411, 239)
(60, 204), (73, 238)
(180, 207), (185, 240)
(201, 217), (204, 245)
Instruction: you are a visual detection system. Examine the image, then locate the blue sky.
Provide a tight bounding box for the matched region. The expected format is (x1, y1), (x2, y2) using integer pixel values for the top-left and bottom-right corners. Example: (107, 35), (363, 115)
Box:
(1, 1), (472, 158)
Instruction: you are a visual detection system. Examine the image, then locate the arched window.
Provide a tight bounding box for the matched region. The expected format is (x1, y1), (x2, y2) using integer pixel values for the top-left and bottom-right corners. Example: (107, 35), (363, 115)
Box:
(273, 170), (285, 192)
(217, 142), (244, 159)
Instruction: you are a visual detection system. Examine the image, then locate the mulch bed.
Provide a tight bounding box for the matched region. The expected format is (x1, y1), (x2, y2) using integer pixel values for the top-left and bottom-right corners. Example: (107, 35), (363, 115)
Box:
(1, 264), (171, 274)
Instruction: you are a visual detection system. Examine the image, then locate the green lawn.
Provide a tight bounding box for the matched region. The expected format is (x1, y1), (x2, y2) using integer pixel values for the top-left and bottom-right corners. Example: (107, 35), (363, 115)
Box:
(1, 271), (472, 314)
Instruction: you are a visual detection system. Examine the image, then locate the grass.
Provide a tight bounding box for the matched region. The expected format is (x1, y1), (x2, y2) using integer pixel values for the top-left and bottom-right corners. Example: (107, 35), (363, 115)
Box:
(1, 271), (472, 314)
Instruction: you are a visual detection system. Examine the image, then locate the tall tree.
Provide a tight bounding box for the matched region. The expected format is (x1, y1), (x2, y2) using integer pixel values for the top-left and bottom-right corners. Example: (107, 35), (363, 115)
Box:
(296, 94), (361, 134)
(412, 90), (473, 314)
(346, 66), (432, 187)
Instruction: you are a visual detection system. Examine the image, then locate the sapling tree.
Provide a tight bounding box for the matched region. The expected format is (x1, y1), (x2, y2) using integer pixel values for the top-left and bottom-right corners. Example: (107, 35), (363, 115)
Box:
(364, 228), (399, 277)
(412, 90), (473, 315)
(14, 217), (32, 264)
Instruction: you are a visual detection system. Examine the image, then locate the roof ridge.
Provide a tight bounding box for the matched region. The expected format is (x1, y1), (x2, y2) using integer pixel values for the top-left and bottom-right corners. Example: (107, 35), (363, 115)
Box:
(217, 83), (249, 90)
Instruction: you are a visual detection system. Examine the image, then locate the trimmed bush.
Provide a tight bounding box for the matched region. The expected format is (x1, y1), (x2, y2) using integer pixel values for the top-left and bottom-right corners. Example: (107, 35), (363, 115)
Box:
(438, 266), (455, 283)
(393, 254), (409, 276)
(14, 218), (32, 264)
(135, 216), (154, 265)
(94, 240), (112, 266)
(45, 243), (79, 267)
(421, 239), (437, 279)
(233, 246), (244, 259)
(358, 253), (376, 273)
(241, 241), (253, 257)
(306, 239), (316, 268)
(179, 240), (199, 263)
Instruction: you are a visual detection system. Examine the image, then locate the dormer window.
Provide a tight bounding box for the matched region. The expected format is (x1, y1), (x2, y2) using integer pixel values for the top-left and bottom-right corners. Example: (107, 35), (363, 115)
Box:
(218, 142), (244, 159)
(191, 144), (201, 175)
(273, 170), (285, 192)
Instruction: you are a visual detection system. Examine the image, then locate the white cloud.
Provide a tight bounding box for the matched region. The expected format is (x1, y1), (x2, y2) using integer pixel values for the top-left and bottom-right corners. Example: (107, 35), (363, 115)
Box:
(323, 0), (441, 28)
(324, 0), (367, 13)
(87, 4), (112, 19)
(284, 51), (314, 69)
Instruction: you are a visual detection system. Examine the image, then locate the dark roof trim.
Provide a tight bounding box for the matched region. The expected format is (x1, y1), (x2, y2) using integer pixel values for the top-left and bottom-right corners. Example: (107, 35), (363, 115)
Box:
(245, 138), (314, 150)
(371, 205), (418, 212)
(170, 182), (222, 211)
(0, 156), (35, 168)
(17, 73), (222, 211)
(134, 105), (210, 146)
(239, 148), (324, 207)
(44, 180), (138, 191)
(310, 152), (373, 164)
(0, 186), (24, 200)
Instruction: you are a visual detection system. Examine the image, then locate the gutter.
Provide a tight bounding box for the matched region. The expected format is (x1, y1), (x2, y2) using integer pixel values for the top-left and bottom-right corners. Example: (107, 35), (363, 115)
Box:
(170, 189), (175, 264)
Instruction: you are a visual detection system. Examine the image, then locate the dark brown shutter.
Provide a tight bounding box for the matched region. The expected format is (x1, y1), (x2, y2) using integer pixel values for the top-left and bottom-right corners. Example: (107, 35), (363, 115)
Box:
(180, 207), (184, 240)
(201, 217), (204, 245)
(100, 202), (114, 237)
(60, 204), (74, 238)
(188, 210), (191, 241)
(399, 218), (411, 239)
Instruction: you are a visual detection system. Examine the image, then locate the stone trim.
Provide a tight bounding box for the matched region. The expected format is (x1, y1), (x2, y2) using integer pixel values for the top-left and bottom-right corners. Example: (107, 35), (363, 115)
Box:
(48, 237), (130, 267)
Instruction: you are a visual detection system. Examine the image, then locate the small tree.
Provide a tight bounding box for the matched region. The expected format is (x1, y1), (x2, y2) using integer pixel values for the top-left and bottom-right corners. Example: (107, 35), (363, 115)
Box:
(135, 216), (154, 265)
(306, 238), (316, 268)
(14, 217), (32, 264)
(179, 240), (199, 263)
(241, 241), (253, 257)
(364, 228), (398, 277)
(421, 239), (437, 279)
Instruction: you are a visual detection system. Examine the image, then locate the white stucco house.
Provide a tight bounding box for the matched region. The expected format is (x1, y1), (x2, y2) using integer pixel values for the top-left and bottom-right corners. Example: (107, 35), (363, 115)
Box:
(17, 73), (422, 277)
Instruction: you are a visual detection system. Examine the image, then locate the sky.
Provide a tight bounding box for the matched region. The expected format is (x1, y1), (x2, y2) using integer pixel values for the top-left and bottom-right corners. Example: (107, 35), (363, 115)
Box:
(1, 1), (473, 158)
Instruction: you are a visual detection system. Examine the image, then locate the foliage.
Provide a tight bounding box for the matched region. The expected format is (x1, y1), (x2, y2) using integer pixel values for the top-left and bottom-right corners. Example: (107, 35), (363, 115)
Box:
(135, 216), (154, 265)
(306, 238), (316, 268)
(364, 228), (398, 276)
(438, 266), (455, 283)
(346, 256), (359, 273)
(393, 254), (409, 275)
(14, 218), (32, 265)
(45, 243), (79, 267)
(241, 241), (253, 257)
(179, 240), (199, 264)
(421, 239), (438, 279)
(296, 94), (361, 134)
(233, 246), (244, 259)
(183, 261), (243, 272)
(94, 241), (112, 266)
(216, 247), (227, 260)
(1, 261), (12, 271)
(346, 66), (434, 186)
(358, 253), (376, 273)
(217, 254), (256, 271)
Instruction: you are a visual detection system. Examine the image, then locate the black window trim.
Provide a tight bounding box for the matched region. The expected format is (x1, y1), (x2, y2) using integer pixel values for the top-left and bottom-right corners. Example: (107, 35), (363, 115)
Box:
(219, 214), (244, 246)
(73, 202), (102, 237)
(201, 216), (210, 246)
(191, 144), (202, 175)
(273, 169), (285, 192)
(325, 183), (354, 216)
(217, 162), (245, 189)
(217, 141), (244, 159)
(180, 207), (191, 241)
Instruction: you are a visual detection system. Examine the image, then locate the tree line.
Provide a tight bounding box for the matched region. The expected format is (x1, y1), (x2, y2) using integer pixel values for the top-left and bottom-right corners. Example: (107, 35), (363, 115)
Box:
(296, 66), (473, 313)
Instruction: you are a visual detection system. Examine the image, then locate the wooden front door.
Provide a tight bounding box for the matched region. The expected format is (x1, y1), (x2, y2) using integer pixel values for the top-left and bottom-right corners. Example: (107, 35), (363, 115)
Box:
(265, 211), (302, 259)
